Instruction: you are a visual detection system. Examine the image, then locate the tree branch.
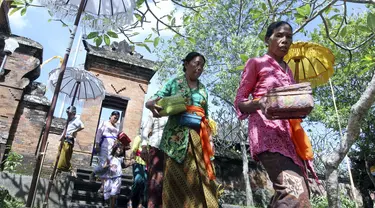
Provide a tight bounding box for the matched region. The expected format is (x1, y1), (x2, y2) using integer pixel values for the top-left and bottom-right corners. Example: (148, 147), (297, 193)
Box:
(27, 4), (44, 7)
(320, 14), (375, 53)
(267, 0), (275, 21)
(118, 28), (142, 44)
(293, 0), (339, 34)
(236, 0), (243, 36)
(144, 0), (185, 37)
(340, 0), (375, 3)
(170, 0), (205, 12)
(326, 70), (375, 168)
(50, 19), (72, 33)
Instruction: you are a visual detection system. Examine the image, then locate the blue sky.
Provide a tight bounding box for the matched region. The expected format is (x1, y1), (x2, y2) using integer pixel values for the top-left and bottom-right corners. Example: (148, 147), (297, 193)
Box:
(8, 1), (366, 123)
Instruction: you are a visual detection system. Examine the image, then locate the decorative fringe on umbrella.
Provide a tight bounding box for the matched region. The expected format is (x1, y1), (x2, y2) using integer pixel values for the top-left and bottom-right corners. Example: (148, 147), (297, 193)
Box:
(40, 0), (135, 31)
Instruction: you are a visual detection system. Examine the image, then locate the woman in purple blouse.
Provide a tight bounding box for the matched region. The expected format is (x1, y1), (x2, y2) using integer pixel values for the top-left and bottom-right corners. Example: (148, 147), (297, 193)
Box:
(234, 21), (312, 207)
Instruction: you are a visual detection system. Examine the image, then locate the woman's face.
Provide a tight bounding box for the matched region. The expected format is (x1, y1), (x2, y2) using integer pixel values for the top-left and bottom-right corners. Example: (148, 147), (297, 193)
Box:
(110, 114), (119, 125)
(116, 146), (123, 156)
(184, 56), (205, 81)
(266, 24), (293, 59)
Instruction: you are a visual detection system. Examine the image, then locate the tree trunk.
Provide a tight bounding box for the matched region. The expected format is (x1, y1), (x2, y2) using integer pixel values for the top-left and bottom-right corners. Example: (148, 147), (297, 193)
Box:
(324, 71), (375, 207)
(240, 139), (253, 206)
(239, 121), (253, 206)
(326, 167), (340, 207)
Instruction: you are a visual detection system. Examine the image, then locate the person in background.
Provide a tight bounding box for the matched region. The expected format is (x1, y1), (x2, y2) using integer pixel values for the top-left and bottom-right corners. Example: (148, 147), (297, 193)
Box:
(141, 111), (168, 208)
(102, 142), (129, 208)
(90, 111), (120, 190)
(234, 21), (312, 207)
(145, 52), (219, 208)
(128, 134), (148, 208)
(57, 106), (84, 177)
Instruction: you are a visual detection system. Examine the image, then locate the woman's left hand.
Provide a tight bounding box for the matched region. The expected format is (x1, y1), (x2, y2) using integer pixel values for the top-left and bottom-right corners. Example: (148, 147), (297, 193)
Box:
(145, 97), (163, 118)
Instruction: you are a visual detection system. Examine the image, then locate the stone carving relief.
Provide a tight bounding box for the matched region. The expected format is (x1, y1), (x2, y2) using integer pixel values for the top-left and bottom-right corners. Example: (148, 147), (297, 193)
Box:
(102, 40), (144, 59)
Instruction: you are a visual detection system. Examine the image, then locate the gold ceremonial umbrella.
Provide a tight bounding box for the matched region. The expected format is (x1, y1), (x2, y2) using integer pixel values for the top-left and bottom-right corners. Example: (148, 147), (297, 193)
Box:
(284, 41), (358, 205)
(284, 41), (335, 87)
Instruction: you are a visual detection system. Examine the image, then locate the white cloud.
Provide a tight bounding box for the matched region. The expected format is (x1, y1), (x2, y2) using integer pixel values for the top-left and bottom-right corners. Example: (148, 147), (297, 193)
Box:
(8, 11), (31, 31)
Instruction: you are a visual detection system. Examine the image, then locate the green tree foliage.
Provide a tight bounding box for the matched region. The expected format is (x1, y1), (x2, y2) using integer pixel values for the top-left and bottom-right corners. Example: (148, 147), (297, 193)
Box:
(0, 186), (24, 208)
(2, 150), (23, 173)
(306, 6), (375, 207)
(155, 0), (266, 102)
(311, 194), (356, 208)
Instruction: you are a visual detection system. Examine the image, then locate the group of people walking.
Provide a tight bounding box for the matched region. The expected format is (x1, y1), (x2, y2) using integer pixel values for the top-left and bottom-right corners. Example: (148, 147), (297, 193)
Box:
(57, 20), (315, 208)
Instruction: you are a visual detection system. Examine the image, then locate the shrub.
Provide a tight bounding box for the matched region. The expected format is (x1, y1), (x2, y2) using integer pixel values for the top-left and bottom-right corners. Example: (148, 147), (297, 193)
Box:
(0, 186), (25, 208)
(3, 150), (23, 172)
(311, 193), (356, 208)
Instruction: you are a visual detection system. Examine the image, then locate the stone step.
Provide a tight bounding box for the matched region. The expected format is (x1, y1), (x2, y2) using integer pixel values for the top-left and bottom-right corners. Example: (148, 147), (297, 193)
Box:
(70, 204), (128, 208)
(71, 190), (129, 207)
(72, 180), (132, 195)
(72, 177), (133, 190)
(76, 168), (133, 181)
(71, 168), (133, 207)
(69, 204), (107, 208)
(221, 204), (242, 208)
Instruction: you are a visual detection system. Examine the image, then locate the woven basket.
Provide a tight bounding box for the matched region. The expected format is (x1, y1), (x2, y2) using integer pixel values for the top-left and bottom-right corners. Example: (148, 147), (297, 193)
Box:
(264, 82), (314, 119)
(157, 94), (187, 116)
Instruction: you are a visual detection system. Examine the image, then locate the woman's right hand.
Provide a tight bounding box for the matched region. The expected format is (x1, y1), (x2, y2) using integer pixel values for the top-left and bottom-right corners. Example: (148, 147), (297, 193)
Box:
(258, 96), (272, 119)
(238, 97), (266, 114)
(145, 97), (163, 118)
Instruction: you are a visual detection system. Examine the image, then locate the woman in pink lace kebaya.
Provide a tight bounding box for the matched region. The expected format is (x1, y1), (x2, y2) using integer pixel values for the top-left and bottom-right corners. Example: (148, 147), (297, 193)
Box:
(234, 21), (311, 208)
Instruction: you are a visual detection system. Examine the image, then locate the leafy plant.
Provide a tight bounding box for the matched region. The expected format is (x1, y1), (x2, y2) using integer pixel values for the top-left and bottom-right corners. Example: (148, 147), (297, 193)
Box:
(311, 194), (356, 208)
(3, 150), (23, 172)
(0, 186), (25, 208)
(85, 30), (119, 47)
(8, 0), (34, 16)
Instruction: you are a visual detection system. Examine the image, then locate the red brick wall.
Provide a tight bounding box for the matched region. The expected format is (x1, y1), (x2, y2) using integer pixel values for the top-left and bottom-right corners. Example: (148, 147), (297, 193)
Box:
(1, 48), (152, 173)
(0, 86), (23, 164)
(77, 70), (149, 160)
(10, 106), (45, 157)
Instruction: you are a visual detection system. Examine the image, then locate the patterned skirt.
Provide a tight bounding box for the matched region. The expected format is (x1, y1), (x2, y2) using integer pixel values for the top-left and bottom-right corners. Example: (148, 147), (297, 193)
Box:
(257, 151), (311, 208)
(162, 129), (219, 208)
(147, 147), (164, 208)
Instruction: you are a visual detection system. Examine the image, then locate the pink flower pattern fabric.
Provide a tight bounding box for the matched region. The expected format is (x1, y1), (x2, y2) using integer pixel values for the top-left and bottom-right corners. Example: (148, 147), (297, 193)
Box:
(234, 54), (305, 169)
